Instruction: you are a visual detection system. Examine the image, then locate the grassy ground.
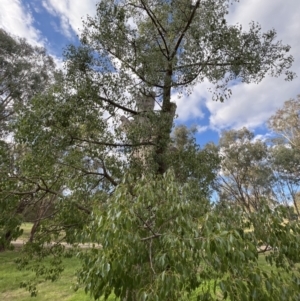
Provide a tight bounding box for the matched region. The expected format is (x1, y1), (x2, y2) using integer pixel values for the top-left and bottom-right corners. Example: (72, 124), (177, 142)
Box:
(19, 223), (33, 241)
(2, 221), (115, 300)
(0, 223), (105, 300)
(0, 250), (98, 301)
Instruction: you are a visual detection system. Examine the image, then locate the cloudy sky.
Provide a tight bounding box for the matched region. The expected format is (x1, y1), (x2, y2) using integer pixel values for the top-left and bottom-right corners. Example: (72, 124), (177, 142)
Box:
(0, 0), (299, 145)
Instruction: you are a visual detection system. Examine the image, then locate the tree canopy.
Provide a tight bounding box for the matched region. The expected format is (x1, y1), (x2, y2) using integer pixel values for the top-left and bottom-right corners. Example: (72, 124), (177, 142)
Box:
(0, 29), (56, 135)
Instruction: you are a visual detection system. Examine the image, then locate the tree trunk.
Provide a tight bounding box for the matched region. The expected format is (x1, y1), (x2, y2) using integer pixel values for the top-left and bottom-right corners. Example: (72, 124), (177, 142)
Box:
(155, 69), (176, 175)
(29, 197), (54, 242)
(0, 230), (12, 252)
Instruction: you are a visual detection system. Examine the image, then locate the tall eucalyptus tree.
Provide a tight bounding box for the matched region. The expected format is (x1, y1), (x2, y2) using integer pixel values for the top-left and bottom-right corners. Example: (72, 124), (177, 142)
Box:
(67, 0), (294, 175)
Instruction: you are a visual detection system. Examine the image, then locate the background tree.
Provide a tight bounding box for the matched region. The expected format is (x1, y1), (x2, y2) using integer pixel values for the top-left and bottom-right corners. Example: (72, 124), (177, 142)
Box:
(268, 95), (300, 150)
(0, 29), (56, 134)
(0, 29), (58, 250)
(0, 141), (24, 251)
(167, 125), (220, 197)
(215, 128), (275, 213)
(268, 95), (300, 217)
(269, 145), (300, 216)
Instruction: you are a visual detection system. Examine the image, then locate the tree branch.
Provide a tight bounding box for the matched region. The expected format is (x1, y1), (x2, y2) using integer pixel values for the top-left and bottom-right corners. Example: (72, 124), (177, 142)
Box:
(141, 233), (162, 241)
(74, 203), (92, 215)
(97, 95), (138, 115)
(171, 0), (200, 59)
(70, 136), (155, 148)
(140, 0), (170, 59)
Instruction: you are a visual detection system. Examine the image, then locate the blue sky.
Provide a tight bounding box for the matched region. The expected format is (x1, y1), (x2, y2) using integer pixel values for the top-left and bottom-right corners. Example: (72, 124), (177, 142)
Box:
(1, 0), (299, 146)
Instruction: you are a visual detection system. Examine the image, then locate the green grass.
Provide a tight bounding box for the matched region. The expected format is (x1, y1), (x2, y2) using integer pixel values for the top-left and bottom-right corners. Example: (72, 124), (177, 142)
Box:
(0, 250), (117, 301)
(19, 223), (33, 241)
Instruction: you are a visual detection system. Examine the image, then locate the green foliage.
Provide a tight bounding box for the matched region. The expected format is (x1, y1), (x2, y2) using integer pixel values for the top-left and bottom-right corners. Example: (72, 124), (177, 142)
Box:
(0, 140), (24, 251)
(168, 125), (220, 197)
(212, 202), (300, 300)
(78, 171), (209, 300)
(77, 172), (300, 301)
(0, 29), (59, 250)
(0, 29), (56, 134)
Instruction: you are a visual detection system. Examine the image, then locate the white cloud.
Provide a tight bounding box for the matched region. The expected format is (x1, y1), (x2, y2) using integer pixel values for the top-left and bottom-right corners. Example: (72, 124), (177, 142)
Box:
(0, 0), (43, 46)
(253, 133), (273, 143)
(0, 0), (72, 71)
(197, 125), (209, 134)
(204, 0), (300, 131)
(172, 1), (300, 131)
(42, 0), (98, 36)
(52, 55), (64, 70)
(59, 15), (73, 39)
(174, 81), (210, 122)
(206, 75), (298, 131)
